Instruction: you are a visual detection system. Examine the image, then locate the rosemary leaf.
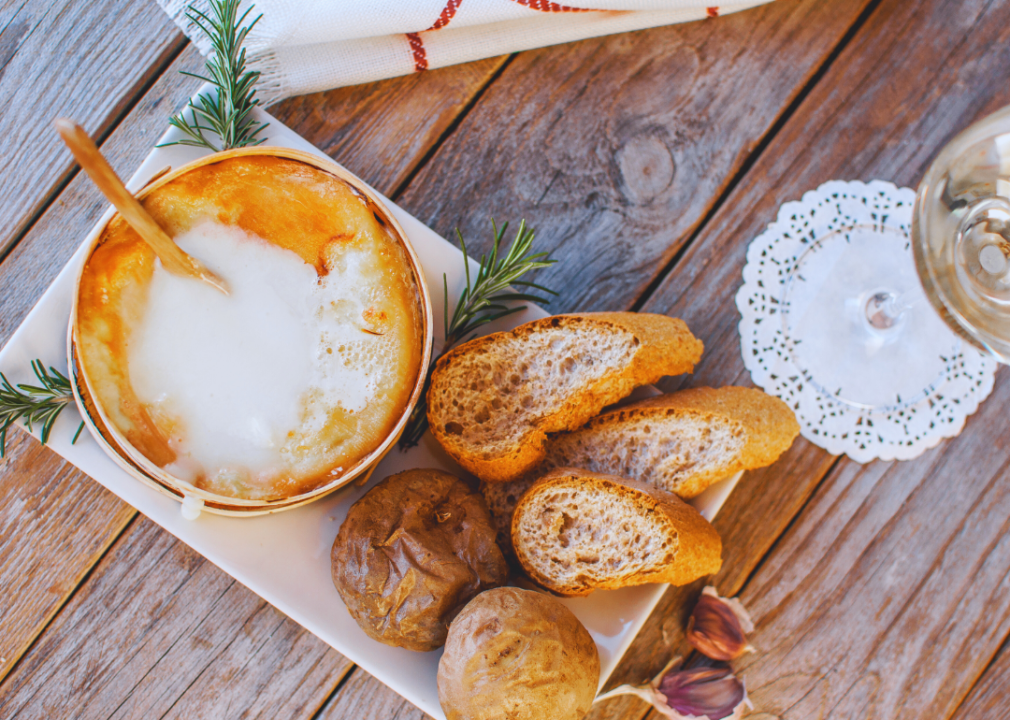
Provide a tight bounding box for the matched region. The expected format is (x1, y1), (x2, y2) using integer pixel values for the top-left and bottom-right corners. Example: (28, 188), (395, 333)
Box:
(399, 219), (556, 450)
(160, 0), (268, 152)
(0, 360), (84, 458)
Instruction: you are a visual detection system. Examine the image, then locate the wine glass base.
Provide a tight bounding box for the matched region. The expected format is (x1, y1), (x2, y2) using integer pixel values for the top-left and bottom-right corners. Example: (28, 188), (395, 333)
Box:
(783, 224), (956, 412)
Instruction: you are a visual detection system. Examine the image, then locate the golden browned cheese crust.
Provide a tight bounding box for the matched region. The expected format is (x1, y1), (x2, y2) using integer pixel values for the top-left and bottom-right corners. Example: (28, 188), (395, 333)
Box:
(76, 155), (423, 501)
(511, 468), (723, 596)
(427, 313), (702, 483)
(331, 469), (507, 652)
(437, 587), (599, 720)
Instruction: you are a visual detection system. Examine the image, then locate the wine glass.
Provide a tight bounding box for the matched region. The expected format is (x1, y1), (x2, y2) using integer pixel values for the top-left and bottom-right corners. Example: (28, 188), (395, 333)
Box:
(738, 113), (1005, 462)
(775, 109), (1010, 422)
(913, 105), (1010, 363)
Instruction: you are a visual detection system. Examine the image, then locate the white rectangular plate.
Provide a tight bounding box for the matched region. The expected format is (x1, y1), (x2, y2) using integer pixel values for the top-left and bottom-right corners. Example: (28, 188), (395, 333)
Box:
(0, 106), (739, 719)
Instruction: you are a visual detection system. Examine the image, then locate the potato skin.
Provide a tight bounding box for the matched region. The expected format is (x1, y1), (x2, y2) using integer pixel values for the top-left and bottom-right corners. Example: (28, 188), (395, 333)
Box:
(331, 469), (508, 652)
(438, 587), (600, 720)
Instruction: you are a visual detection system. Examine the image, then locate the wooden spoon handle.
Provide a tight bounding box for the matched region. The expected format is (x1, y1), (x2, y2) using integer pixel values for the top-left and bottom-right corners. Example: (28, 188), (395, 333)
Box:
(54, 119), (228, 295)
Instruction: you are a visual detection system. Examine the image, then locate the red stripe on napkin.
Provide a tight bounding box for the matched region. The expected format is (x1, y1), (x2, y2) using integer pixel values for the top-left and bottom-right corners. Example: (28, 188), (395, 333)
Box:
(510, 0), (594, 11)
(429, 0), (463, 30)
(406, 32), (428, 71)
(707, 6), (719, 16)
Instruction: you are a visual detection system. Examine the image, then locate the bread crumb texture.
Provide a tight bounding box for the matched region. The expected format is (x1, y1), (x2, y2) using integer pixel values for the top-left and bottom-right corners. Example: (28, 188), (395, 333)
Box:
(512, 468), (722, 596)
(428, 313), (702, 482)
(483, 386), (798, 561)
(547, 408), (744, 494)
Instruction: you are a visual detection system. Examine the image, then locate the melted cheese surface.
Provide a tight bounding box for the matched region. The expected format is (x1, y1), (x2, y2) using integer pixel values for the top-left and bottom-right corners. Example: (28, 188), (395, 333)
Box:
(76, 156), (423, 501)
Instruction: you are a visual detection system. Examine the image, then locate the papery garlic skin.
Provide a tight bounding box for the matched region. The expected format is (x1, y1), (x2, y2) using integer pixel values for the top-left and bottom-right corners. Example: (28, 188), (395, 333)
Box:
(595, 683), (679, 716)
(686, 586), (755, 661)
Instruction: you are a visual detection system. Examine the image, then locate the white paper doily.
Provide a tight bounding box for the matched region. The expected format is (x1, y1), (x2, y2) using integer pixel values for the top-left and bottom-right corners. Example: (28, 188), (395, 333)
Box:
(736, 180), (998, 463)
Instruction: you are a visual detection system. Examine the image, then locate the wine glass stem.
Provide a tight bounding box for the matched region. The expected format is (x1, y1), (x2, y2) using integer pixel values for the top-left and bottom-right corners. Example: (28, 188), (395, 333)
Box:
(865, 291), (905, 330)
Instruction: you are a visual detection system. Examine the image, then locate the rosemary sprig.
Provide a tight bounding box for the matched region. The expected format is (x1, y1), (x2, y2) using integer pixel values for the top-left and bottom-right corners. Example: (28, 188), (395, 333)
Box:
(161, 0), (268, 152)
(399, 219), (556, 449)
(0, 360), (84, 458)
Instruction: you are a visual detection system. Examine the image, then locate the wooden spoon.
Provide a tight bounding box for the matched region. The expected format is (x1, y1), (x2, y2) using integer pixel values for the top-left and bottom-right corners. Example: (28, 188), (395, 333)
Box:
(54, 118), (229, 295)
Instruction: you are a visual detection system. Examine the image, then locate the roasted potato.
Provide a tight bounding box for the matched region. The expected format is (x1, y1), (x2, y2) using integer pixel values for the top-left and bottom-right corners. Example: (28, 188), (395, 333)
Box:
(437, 587), (600, 720)
(331, 468), (507, 651)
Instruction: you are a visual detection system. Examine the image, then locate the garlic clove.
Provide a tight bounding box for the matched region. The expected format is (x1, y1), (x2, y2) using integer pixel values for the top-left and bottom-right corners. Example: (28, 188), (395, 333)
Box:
(657, 664), (750, 720)
(594, 658), (751, 720)
(686, 586), (755, 661)
(702, 586), (754, 633)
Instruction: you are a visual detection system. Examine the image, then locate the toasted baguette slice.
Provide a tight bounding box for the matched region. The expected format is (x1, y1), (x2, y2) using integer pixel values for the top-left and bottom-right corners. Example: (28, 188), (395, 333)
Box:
(484, 386), (798, 559)
(512, 468), (722, 596)
(427, 313), (703, 482)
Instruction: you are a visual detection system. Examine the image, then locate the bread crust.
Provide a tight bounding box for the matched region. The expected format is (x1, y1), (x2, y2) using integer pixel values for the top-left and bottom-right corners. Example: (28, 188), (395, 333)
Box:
(511, 468), (723, 596)
(483, 386), (798, 562)
(427, 313), (702, 482)
(624, 386), (799, 497)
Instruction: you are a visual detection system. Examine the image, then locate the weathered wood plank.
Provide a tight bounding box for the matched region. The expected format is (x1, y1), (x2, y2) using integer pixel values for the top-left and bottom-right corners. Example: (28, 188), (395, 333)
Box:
(316, 669), (434, 720)
(387, 4), (881, 716)
(395, 0), (874, 315)
(0, 432), (134, 682)
(0, 52), (506, 349)
(952, 640), (1010, 720)
(0, 1), (31, 35)
(270, 56), (508, 198)
(281, 8), (876, 712)
(0, 516), (352, 719)
(0, 0), (185, 259)
(736, 375), (1010, 719)
(633, 0), (1010, 716)
(0, 48), (513, 718)
(1, 1), (884, 716)
(19, 1), (997, 718)
(0, 44), (204, 348)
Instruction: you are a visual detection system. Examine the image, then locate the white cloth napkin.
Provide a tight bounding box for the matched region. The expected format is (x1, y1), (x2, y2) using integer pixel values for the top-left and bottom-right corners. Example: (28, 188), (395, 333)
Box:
(157, 0), (774, 103)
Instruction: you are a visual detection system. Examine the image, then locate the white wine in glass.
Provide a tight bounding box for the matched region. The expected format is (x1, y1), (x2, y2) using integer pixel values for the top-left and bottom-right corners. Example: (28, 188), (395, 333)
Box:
(914, 105), (1010, 363)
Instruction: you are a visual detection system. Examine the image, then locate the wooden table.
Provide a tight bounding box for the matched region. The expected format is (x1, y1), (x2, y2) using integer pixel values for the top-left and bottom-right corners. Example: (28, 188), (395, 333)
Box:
(2, 0), (1010, 717)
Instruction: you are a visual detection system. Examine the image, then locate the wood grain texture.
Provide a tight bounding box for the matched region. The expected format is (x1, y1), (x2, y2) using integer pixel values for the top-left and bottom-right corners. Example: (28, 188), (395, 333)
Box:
(8, 0), (1010, 717)
(277, 5), (876, 713)
(315, 668), (434, 720)
(0, 2), (880, 717)
(0, 46), (206, 687)
(0, 43), (204, 348)
(0, 51), (508, 349)
(395, 0), (873, 315)
(270, 57), (508, 197)
(0, 516), (352, 720)
(635, 0), (1010, 717)
(736, 373), (1010, 719)
(0, 431), (134, 682)
(952, 640), (1010, 720)
(0, 0), (184, 259)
